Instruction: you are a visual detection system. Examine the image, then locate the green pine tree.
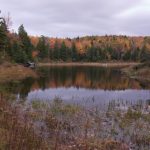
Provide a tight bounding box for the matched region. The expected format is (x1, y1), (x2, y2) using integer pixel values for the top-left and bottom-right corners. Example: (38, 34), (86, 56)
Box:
(71, 42), (78, 61)
(18, 24), (33, 61)
(37, 36), (48, 59)
(53, 40), (60, 60)
(0, 15), (8, 60)
(11, 41), (27, 63)
(60, 41), (67, 61)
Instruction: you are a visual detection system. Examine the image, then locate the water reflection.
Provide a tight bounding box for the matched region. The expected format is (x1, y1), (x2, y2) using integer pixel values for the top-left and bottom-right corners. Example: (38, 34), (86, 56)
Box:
(1, 66), (150, 102)
(31, 66), (145, 90)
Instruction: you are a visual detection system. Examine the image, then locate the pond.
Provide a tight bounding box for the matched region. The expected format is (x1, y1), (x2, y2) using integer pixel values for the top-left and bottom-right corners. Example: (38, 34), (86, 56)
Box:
(11, 66), (150, 107)
(2, 65), (150, 149)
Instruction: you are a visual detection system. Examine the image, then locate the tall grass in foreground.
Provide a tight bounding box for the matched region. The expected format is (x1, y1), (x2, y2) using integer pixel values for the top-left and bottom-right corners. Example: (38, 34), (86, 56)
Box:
(0, 93), (48, 150)
(1, 95), (150, 149)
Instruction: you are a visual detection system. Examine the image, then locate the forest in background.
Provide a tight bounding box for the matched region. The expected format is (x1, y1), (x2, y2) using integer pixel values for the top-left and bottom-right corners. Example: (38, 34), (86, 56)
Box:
(0, 12), (150, 64)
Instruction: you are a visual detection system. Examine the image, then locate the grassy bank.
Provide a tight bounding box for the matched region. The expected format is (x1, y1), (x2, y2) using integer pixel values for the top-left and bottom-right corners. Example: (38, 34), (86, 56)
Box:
(0, 62), (37, 83)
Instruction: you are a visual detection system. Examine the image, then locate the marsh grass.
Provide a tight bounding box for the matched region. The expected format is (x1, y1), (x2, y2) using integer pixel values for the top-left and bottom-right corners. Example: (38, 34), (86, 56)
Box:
(29, 98), (150, 149)
(26, 98), (150, 149)
(1, 94), (150, 149)
(0, 93), (48, 150)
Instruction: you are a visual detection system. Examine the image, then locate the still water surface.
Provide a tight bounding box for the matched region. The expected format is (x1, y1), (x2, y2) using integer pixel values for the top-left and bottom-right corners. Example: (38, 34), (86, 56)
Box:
(14, 66), (150, 106)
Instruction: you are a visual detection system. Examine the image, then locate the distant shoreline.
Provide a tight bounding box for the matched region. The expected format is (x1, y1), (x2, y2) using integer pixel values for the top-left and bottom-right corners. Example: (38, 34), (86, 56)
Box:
(38, 62), (140, 67)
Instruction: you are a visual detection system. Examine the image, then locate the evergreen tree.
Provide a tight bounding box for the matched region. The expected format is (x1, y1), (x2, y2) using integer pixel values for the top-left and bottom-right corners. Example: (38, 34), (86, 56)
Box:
(66, 47), (72, 61)
(60, 41), (67, 61)
(0, 15), (8, 59)
(140, 45), (150, 62)
(71, 42), (78, 61)
(11, 41), (27, 63)
(49, 47), (53, 61)
(107, 46), (113, 60)
(123, 50), (131, 61)
(18, 24), (33, 61)
(53, 40), (59, 60)
(87, 47), (93, 61)
(37, 36), (48, 59)
(131, 49), (139, 61)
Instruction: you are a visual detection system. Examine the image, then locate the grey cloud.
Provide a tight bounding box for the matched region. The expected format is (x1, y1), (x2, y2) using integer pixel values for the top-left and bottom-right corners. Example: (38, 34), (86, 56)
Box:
(1, 0), (150, 37)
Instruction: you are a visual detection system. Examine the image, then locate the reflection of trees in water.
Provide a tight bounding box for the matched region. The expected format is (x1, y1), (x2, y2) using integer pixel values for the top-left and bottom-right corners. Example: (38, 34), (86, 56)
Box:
(3, 66), (148, 98)
(20, 78), (35, 98)
(0, 77), (35, 99)
(32, 66), (142, 90)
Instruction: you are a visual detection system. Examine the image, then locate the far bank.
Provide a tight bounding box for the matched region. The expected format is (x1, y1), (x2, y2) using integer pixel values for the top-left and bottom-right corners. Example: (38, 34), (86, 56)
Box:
(38, 62), (140, 67)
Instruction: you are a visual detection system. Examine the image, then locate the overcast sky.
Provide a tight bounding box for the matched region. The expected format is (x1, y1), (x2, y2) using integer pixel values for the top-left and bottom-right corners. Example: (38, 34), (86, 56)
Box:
(1, 0), (150, 37)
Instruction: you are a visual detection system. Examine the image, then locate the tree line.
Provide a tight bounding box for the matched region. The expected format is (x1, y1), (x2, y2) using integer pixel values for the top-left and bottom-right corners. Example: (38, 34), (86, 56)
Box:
(0, 12), (150, 64)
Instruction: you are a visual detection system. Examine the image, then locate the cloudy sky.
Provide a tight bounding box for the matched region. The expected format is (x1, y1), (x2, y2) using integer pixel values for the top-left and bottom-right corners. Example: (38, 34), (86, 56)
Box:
(1, 0), (150, 37)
